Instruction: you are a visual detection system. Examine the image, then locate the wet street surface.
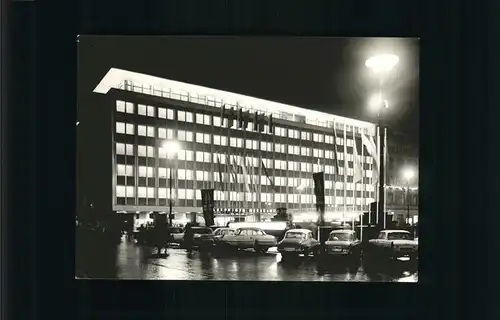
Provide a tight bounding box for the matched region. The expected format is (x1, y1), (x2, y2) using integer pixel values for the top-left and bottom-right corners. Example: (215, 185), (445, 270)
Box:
(76, 236), (418, 282)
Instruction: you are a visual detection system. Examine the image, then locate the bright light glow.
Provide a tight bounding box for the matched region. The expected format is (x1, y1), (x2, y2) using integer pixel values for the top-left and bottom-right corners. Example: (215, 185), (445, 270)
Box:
(229, 222), (287, 231)
(76, 121), (80, 126)
(365, 54), (399, 74)
(163, 140), (180, 156)
(93, 68), (377, 135)
(402, 167), (415, 181)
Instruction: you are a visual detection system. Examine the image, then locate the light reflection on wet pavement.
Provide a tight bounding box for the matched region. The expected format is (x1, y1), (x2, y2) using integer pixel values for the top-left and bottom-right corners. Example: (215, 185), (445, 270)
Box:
(77, 236), (418, 282)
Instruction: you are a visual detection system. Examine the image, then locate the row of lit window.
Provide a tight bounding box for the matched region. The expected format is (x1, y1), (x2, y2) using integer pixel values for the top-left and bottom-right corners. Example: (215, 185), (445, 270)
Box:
(115, 139), (372, 164)
(116, 122), (360, 148)
(117, 88), (372, 135)
(117, 99), (372, 141)
(116, 165), (375, 191)
(117, 144), (373, 173)
(115, 185), (374, 205)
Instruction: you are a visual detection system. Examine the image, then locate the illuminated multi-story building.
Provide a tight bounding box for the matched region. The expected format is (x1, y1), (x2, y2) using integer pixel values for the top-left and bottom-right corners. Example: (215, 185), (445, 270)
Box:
(77, 68), (381, 225)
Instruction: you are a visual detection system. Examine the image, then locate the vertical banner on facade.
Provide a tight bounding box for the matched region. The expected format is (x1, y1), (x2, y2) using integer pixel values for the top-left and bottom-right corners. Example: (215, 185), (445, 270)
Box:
(313, 172), (325, 224)
(201, 189), (215, 226)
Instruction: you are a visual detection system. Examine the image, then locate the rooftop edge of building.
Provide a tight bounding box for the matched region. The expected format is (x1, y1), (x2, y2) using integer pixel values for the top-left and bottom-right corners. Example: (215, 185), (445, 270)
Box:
(93, 68), (377, 134)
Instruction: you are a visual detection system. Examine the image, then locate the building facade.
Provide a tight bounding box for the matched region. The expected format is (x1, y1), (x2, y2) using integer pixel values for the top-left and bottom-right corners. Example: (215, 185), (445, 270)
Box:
(78, 68), (390, 225)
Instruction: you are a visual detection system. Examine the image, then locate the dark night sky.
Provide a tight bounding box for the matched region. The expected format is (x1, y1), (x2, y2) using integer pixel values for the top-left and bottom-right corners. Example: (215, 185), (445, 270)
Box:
(78, 36), (419, 146)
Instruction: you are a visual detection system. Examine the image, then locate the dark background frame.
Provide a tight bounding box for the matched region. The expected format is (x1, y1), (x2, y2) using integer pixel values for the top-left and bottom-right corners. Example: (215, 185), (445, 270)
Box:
(4, 0), (498, 319)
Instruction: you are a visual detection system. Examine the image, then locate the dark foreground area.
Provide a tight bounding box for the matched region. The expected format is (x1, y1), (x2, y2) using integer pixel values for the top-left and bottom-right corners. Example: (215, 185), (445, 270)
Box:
(76, 235), (418, 282)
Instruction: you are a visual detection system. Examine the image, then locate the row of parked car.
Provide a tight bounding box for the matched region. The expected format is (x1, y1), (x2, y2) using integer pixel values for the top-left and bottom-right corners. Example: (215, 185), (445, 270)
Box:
(168, 225), (419, 263)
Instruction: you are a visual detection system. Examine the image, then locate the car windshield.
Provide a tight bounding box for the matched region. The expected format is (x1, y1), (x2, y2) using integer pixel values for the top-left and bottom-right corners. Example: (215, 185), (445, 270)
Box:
(329, 233), (351, 241)
(285, 232), (306, 239)
(170, 228), (182, 233)
(222, 229), (235, 235)
(193, 228), (212, 234)
(387, 232), (412, 240)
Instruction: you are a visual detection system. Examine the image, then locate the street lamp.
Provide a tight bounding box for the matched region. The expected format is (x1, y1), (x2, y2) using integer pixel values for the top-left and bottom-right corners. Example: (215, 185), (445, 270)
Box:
(163, 140), (181, 226)
(366, 53), (399, 228)
(402, 167), (414, 227)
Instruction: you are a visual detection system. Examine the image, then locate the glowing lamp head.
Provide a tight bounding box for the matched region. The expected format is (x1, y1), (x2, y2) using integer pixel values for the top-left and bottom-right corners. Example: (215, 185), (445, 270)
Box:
(365, 54), (399, 74)
(163, 140), (180, 156)
(368, 94), (389, 112)
(402, 168), (415, 181)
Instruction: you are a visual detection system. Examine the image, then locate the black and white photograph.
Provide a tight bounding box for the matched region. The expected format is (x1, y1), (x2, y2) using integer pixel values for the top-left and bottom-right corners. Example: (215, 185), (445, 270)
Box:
(76, 36), (419, 281)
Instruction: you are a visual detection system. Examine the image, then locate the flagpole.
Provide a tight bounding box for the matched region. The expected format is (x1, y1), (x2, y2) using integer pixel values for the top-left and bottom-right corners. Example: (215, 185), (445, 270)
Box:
(226, 107), (231, 214)
(375, 126), (380, 225)
(257, 119), (263, 222)
(332, 121), (339, 221)
(343, 120), (347, 223)
(384, 127), (388, 228)
(361, 133), (365, 241)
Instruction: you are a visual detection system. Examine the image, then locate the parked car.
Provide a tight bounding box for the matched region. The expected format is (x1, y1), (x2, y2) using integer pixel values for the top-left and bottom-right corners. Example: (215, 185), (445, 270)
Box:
(182, 227), (215, 250)
(324, 229), (362, 262)
(167, 227), (183, 244)
(366, 230), (418, 261)
(212, 228), (236, 242)
(277, 229), (320, 260)
(217, 227), (277, 253)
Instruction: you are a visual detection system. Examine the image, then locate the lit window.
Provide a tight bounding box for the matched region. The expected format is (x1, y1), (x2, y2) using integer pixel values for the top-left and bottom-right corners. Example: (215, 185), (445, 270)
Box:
(186, 151), (193, 161)
(221, 137), (227, 146)
(186, 112), (193, 123)
(116, 100), (125, 112)
(237, 138), (243, 148)
(178, 189), (186, 199)
(158, 108), (167, 119)
(138, 146), (147, 157)
(126, 102), (134, 114)
(204, 115), (211, 125)
(116, 186), (126, 197)
(178, 111), (186, 121)
(261, 141), (267, 151)
(294, 146), (300, 155)
(186, 170), (193, 180)
(158, 168), (167, 178)
(116, 143), (125, 155)
(186, 131), (193, 142)
(178, 169), (186, 180)
(229, 138), (236, 147)
(204, 134), (211, 144)
(167, 129), (174, 139)
(186, 189), (194, 200)
(147, 106), (155, 117)
(147, 187), (155, 198)
(147, 126), (155, 137)
(125, 123), (134, 135)
(159, 128), (167, 139)
(177, 150), (185, 160)
(126, 186), (134, 197)
(138, 166), (147, 177)
(147, 146), (154, 157)
(214, 135), (221, 145)
(196, 133), (203, 143)
(158, 188), (167, 198)
(178, 130), (187, 141)
(138, 125), (147, 136)
(138, 104), (147, 116)
(196, 114), (204, 124)
(213, 116), (221, 127)
(196, 151), (203, 162)
(196, 171), (203, 181)
(147, 167), (154, 177)
(288, 129), (294, 139)
(167, 109), (174, 120)
(313, 149), (318, 157)
(158, 147), (167, 158)
(126, 144), (134, 156)
(116, 122), (125, 134)
(204, 153), (211, 163)
(318, 134), (324, 143)
(252, 140), (258, 150)
(138, 187), (147, 198)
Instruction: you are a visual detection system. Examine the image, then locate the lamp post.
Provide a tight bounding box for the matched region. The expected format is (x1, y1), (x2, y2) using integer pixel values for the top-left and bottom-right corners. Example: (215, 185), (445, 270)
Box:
(403, 167), (414, 227)
(163, 140), (180, 226)
(365, 54), (399, 228)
